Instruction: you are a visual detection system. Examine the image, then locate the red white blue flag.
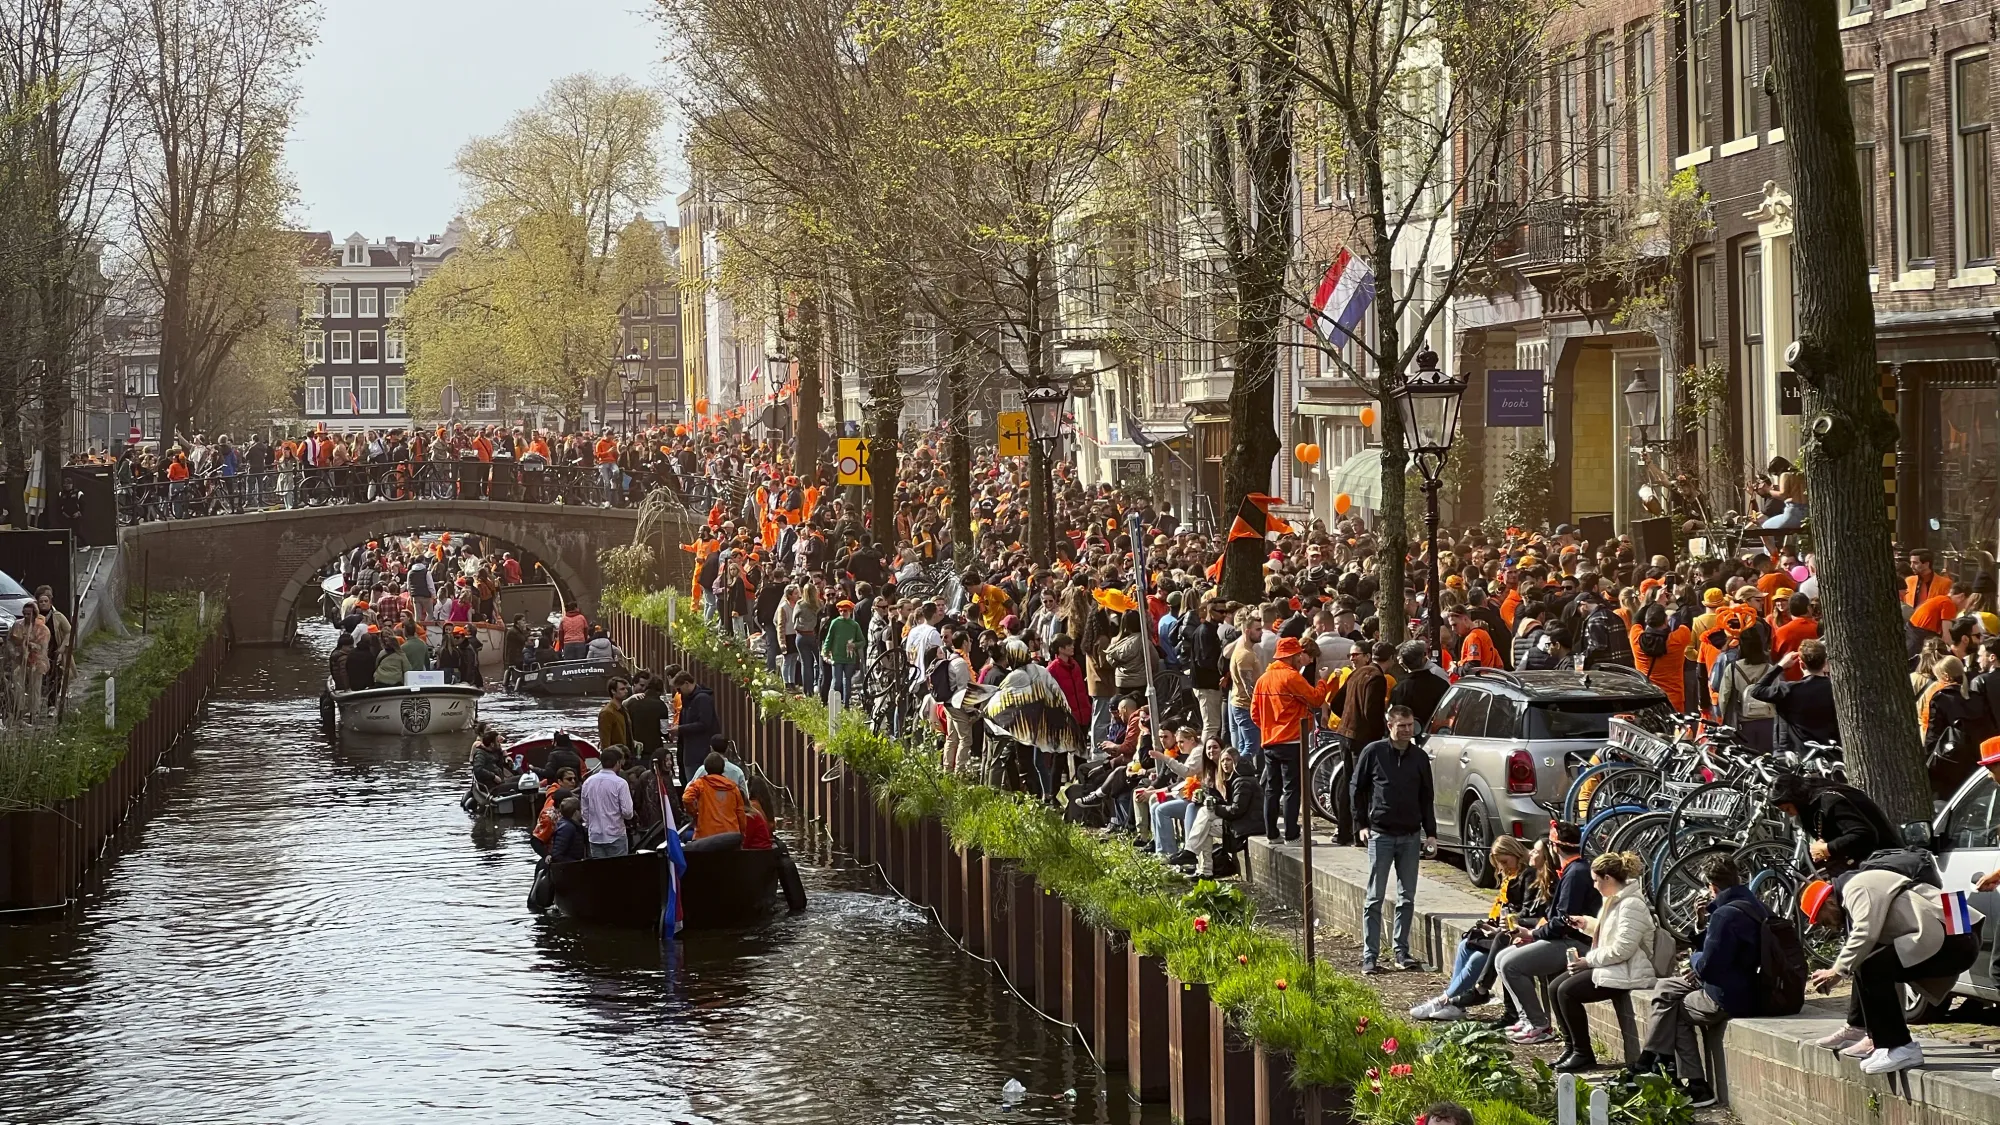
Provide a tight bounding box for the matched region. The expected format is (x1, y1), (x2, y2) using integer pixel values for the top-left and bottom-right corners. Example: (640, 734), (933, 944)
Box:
(1307, 249), (1375, 346)
(1942, 889), (1975, 936)
(657, 773), (688, 937)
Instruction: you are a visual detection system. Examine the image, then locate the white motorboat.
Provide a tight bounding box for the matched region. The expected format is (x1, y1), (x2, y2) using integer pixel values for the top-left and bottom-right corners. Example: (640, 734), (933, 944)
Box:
(329, 679), (481, 735)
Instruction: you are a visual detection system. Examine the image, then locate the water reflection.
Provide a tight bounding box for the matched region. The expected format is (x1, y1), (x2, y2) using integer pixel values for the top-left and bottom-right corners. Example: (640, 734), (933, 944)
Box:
(0, 624), (1166, 1124)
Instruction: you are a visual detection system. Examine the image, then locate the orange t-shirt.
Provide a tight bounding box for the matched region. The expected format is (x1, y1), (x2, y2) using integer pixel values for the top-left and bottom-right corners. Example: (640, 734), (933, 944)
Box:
(1457, 628), (1503, 671)
(1756, 571), (1789, 596)
(594, 438), (618, 464)
(1771, 617), (1820, 679)
(1911, 594), (1958, 635)
(473, 435), (494, 463)
(1499, 589), (1522, 629)
(1632, 624), (1692, 712)
(165, 460), (190, 481)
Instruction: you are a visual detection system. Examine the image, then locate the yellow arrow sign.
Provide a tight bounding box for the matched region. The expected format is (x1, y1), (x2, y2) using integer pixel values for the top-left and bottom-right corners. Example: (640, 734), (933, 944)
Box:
(997, 411), (1029, 457)
(836, 436), (872, 485)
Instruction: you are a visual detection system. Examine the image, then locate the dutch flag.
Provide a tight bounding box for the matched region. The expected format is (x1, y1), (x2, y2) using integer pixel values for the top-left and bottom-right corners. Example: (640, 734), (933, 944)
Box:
(1307, 249), (1376, 347)
(658, 773), (689, 938)
(1941, 889), (1976, 936)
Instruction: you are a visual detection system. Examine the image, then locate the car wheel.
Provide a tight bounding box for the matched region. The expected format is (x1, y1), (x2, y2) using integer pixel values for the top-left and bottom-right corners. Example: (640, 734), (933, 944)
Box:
(1462, 793), (1496, 888)
(1903, 982), (1949, 1024)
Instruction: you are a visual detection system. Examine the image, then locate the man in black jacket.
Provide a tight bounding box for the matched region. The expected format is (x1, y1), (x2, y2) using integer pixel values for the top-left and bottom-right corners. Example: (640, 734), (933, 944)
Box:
(1635, 856), (1762, 1106)
(668, 673), (720, 787)
(1582, 596), (1635, 668)
(1749, 639), (1838, 749)
(1186, 599), (1230, 746)
(1389, 641), (1450, 726)
(1350, 706), (1436, 973)
(1494, 821), (1601, 1043)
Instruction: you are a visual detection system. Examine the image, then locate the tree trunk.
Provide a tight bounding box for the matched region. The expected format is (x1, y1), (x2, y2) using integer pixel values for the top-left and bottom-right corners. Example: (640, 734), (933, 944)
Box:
(793, 293), (822, 477)
(855, 281), (904, 540)
(1767, 4), (1929, 821)
(1365, 163), (1409, 645)
(944, 319), (974, 557)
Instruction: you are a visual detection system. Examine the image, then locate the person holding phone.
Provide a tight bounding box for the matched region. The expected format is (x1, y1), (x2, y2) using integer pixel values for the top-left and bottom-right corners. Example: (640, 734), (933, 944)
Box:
(1548, 851), (1660, 1073)
(1494, 821), (1601, 1044)
(1411, 835), (1535, 1021)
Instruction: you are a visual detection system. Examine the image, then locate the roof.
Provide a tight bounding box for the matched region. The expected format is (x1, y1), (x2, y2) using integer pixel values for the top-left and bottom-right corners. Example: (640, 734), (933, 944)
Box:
(1458, 667), (1665, 703)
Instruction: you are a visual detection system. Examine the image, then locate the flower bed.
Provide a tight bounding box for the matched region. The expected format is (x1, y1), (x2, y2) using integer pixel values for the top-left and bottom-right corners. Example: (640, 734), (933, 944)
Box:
(626, 588), (1564, 1125)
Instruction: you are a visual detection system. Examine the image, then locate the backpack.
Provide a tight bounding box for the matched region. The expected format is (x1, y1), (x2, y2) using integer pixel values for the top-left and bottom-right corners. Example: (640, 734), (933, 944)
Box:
(1637, 625), (1670, 659)
(1725, 662), (1776, 723)
(1750, 907), (1809, 1017)
(1857, 846), (1943, 888)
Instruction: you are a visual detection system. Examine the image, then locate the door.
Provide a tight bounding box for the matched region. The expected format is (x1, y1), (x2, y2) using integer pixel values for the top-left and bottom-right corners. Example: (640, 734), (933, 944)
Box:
(1424, 690), (1465, 844)
(1435, 689), (1490, 846)
(1935, 772), (2000, 999)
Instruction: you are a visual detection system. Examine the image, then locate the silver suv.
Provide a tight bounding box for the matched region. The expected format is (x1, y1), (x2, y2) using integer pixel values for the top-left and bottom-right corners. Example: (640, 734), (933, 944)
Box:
(1922, 767), (2000, 1015)
(1426, 667), (1671, 886)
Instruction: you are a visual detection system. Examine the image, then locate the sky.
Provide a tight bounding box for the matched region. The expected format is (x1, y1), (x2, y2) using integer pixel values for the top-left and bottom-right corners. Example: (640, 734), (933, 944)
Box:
(289, 0), (677, 243)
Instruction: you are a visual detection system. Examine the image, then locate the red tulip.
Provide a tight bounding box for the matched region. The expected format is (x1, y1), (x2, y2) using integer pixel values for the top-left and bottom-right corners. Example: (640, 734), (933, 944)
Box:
(1237, 954), (1249, 965)
(1381, 1036), (1399, 1055)
(1273, 978), (1288, 991)
(1390, 1064), (1413, 1078)
(1365, 1067), (1380, 1080)
(1192, 916), (1209, 933)
(1355, 1016), (1370, 1033)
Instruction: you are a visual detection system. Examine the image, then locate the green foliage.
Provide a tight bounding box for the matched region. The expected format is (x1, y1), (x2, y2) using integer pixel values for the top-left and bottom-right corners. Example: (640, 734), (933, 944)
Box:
(637, 589), (1559, 1116)
(599, 543), (657, 599)
(0, 595), (225, 809)
(1487, 443), (1555, 533)
(1585, 1071), (1695, 1125)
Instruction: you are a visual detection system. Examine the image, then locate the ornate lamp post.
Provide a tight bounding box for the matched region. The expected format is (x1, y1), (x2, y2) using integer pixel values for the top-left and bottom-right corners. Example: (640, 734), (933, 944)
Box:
(1390, 345), (1468, 657)
(617, 351), (644, 434)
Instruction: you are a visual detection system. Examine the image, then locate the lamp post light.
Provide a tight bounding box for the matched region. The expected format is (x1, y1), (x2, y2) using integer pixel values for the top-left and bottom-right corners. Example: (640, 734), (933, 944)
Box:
(1023, 384), (1067, 450)
(1622, 368), (1669, 513)
(1390, 344), (1468, 657)
(617, 351), (644, 435)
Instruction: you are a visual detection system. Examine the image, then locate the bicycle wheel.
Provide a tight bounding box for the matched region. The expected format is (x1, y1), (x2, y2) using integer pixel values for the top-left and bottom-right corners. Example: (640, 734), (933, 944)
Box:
(1728, 839), (1799, 895)
(1307, 741), (1345, 823)
(1656, 844), (1733, 944)
(1568, 763), (1655, 823)
(380, 465), (413, 502)
(1581, 804), (1649, 857)
(1605, 810), (1672, 858)
(1666, 781), (1757, 852)
(300, 474), (332, 507)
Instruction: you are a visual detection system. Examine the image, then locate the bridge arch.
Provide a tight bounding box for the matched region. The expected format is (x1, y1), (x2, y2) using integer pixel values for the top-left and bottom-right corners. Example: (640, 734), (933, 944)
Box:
(117, 500), (653, 645)
(270, 512), (593, 643)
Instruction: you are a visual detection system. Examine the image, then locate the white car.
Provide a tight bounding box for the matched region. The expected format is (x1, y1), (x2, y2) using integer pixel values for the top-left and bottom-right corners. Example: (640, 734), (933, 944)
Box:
(1920, 768), (2000, 1017)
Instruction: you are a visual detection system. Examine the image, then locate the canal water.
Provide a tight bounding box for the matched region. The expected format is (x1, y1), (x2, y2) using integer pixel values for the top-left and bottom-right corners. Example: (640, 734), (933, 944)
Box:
(0, 624), (1168, 1124)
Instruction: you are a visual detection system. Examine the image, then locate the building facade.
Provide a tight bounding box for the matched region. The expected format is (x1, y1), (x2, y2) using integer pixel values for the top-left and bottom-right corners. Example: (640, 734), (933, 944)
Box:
(298, 228), (461, 433)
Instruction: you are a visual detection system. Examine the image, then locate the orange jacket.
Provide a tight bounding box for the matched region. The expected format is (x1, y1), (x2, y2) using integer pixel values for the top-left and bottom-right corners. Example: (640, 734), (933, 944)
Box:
(1499, 589), (1521, 630)
(1906, 573), (1953, 607)
(594, 437), (618, 464)
(1630, 623), (1693, 712)
(684, 773), (747, 839)
(1455, 627), (1503, 673)
(1250, 661), (1336, 747)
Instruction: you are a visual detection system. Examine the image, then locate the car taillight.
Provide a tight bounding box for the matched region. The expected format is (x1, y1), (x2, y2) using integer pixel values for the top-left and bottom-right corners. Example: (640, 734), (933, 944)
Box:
(1507, 750), (1537, 795)
(1510, 821), (1525, 837)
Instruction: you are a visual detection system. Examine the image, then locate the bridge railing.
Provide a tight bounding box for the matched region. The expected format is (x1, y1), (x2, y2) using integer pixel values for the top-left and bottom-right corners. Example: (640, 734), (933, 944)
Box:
(110, 461), (720, 525)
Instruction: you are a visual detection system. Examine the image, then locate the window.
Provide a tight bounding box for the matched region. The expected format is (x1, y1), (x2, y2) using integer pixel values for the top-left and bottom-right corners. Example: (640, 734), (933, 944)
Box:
(476, 390), (498, 412)
(1561, 56), (1584, 196)
(1731, 0), (1759, 139)
(305, 331), (325, 364)
(1848, 0), (1870, 15)
(305, 377), (326, 415)
(1956, 54), (1992, 264)
(385, 376), (406, 414)
(1694, 253), (1718, 368)
(358, 330), (380, 362)
(1527, 76), (1547, 189)
(145, 364), (158, 395)
(123, 364), (159, 397)
(359, 376), (380, 414)
(331, 288), (351, 317)
(357, 288), (378, 318)
(899, 314), (938, 368)
(1630, 25), (1660, 188)
(305, 286), (326, 318)
(1852, 77), (1877, 269)
(330, 330), (352, 363)
(344, 240), (366, 266)
(1314, 145), (1334, 206)
(1592, 35), (1617, 197)
(384, 287), (406, 318)
(331, 375), (354, 414)
(383, 330), (405, 362)
(1940, 775), (1999, 850)
(1898, 67), (1935, 267)
(1741, 245), (1765, 426)
(1687, 0), (1713, 150)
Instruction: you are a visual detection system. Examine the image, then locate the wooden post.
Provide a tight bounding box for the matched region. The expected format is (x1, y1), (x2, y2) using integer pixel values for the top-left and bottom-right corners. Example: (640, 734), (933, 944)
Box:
(1168, 977), (1213, 1124)
(1210, 1003), (1256, 1125)
(1127, 948), (1170, 1102)
(1092, 926), (1129, 1068)
(1062, 903), (1096, 1045)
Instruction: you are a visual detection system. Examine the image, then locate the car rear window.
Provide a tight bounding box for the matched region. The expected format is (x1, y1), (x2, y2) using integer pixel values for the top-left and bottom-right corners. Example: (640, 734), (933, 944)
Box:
(1526, 698), (1673, 740)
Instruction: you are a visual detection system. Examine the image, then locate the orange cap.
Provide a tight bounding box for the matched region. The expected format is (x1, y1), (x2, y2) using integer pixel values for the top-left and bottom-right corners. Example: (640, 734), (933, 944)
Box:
(1273, 636), (1306, 660)
(1800, 880), (1836, 924)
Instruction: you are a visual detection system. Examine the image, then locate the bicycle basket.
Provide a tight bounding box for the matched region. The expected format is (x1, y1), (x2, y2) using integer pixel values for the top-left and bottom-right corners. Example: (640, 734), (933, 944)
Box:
(1606, 717), (1675, 769)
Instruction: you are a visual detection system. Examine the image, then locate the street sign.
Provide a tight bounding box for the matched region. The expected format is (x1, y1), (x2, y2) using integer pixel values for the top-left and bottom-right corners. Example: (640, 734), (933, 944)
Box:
(996, 411), (1029, 457)
(836, 436), (872, 485)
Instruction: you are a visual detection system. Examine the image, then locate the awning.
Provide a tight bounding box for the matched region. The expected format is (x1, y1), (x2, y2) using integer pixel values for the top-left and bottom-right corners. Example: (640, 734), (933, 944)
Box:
(1295, 402), (1372, 418)
(1330, 447), (1386, 509)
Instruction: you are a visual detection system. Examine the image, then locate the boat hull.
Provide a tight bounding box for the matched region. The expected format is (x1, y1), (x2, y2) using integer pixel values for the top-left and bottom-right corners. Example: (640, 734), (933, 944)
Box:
(543, 846), (784, 930)
(506, 660), (626, 697)
(333, 684), (481, 735)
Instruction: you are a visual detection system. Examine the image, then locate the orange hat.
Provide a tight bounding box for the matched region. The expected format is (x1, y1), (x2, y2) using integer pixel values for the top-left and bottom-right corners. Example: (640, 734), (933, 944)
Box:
(366, 624), (380, 634)
(1702, 589), (1728, 608)
(355, 600), (370, 609)
(1980, 736), (2000, 768)
(1093, 588), (1138, 614)
(837, 599), (855, 610)
(1799, 880), (1836, 925)
(1273, 636), (1306, 660)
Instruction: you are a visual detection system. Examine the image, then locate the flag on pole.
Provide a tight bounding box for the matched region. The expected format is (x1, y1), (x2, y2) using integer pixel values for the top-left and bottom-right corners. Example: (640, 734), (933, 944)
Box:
(1307, 249), (1375, 346)
(1227, 492), (1292, 542)
(657, 773), (689, 938)
(1941, 889), (1976, 935)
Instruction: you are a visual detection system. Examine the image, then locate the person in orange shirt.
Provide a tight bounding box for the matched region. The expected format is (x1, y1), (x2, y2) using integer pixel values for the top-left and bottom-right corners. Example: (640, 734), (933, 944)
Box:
(1445, 605), (1502, 677)
(1631, 604), (1693, 712)
(683, 750), (749, 840)
(1251, 636), (1337, 841)
(1908, 580), (1969, 658)
(1770, 592), (1820, 679)
(1904, 549), (1953, 608)
(593, 432), (621, 505)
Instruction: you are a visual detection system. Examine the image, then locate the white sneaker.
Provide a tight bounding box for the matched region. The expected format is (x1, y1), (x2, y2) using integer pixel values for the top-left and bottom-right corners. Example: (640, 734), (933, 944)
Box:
(1408, 998), (1441, 1019)
(1432, 1003), (1466, 1021)
(1859, 1043), (1924, 1075)
(1840, 1036), (1878, 1059)
(1814, 1026), (1867, 1051)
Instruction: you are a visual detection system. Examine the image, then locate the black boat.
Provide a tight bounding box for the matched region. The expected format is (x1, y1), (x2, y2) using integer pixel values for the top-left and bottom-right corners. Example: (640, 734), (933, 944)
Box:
(504, 658), (630, 697)
(540, 845), (797, 930)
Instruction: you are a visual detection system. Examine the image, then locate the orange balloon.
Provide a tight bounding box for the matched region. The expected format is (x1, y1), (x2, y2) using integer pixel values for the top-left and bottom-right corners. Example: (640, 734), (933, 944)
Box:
(1294, 443), (1309, 463)
(695, 397), (710, 415)
(1359, 406), (1377, 428)
(1334, 493), (1352, 515)
(1304, 444), (1322, 465)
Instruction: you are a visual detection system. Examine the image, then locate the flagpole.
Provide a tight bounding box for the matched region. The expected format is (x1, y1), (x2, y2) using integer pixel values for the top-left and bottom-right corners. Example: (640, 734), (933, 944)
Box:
(1126, 513), (1163, 744)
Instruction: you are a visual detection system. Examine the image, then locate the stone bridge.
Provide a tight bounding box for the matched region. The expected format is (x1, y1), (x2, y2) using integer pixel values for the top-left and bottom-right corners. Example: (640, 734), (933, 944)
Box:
(117, 500), (684, 645)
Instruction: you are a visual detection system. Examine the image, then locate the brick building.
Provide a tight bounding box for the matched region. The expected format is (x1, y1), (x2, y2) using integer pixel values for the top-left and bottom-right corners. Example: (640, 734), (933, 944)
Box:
(298, 228), (461, 433)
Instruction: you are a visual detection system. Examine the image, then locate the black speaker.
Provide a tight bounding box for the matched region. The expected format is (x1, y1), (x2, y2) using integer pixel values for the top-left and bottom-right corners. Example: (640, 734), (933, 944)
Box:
(1632, 516), (1675, 563)
(0, 528), (75, 620)
(1576, 514), (1615, 545)
(58, 465), (116, 548)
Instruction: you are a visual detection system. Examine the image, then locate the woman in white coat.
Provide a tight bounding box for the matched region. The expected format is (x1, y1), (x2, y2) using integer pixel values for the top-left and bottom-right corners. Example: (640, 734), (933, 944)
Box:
(1550, 851), (1659, 1073)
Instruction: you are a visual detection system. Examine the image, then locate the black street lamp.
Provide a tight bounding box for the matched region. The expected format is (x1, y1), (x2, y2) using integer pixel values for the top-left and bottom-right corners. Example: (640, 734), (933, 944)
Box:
(1390, 344), (1468, 657)
(1023, 385), (1067, 451)
(617, 351), (644, 434)
(1622, 368), (1670, 513)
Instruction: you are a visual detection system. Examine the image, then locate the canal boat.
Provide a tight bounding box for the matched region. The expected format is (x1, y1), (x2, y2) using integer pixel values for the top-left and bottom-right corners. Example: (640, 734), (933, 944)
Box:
(464, 735), (599, 817)
(540, 844), (799, 930)
(329, 679), (482, 735)
(321, 573), (346, 623)
(504, 656), (630, 697)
